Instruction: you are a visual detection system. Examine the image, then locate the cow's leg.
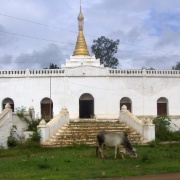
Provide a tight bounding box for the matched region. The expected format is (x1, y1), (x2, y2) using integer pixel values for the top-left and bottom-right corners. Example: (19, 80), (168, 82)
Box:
(119, 147), (126, 160)
(96, 133), (105, 159)
(121, 153), (125, 160)
(99, 144), (104, 158)
(114, 146), (118, 159)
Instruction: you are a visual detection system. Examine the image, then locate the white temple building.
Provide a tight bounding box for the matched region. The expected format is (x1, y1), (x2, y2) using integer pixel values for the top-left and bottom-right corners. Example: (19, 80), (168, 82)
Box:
(0, 4), (180, 148)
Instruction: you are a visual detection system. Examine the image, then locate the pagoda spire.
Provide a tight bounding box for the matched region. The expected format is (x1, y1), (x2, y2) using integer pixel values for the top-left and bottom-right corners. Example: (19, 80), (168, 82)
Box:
(73, 0), (90, 56)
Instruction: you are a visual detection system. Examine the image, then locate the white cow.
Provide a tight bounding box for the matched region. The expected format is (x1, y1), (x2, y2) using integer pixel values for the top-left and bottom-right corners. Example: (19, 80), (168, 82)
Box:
(96, 131), (137, 159)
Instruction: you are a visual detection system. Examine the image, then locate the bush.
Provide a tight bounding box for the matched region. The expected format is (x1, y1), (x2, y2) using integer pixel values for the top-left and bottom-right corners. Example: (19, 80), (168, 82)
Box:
(29, 130), (41, 142)
(153, 115), (180, 141)
(16, 106), (41, 131)
(27, 120), (41, 131)
(7, 125), (18, 147)
(15, 106), (42, 147)
(7, 136), (18, 147)
(153, 115), (171, 131)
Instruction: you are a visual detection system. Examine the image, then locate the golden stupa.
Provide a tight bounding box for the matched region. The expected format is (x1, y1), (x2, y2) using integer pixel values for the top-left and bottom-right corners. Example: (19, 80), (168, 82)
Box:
(73, 4), (90, 56)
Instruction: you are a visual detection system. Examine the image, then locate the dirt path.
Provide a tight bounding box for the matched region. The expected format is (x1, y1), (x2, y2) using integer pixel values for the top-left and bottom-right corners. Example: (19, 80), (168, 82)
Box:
(95, 172), (180, 180)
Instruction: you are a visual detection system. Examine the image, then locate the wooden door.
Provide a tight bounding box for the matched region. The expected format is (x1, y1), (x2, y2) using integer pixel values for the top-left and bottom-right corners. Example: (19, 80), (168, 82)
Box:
(157, 103), (167, 115)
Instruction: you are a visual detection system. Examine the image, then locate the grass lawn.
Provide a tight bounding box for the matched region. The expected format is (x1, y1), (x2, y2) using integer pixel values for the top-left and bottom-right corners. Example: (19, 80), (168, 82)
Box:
(0, 143), (180, 180)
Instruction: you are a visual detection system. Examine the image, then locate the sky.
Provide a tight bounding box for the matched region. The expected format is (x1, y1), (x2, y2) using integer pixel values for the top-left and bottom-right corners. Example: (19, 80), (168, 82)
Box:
(0, 0), (180, 70)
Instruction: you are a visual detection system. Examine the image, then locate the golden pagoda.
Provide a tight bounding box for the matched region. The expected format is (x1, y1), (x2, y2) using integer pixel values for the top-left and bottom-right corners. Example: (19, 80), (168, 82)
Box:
(73, 3), (90, 56)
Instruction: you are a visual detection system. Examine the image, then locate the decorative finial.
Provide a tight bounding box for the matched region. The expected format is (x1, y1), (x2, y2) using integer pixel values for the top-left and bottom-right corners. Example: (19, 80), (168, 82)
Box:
(73, 0), (90, 56)
(80, 0), (82, 12)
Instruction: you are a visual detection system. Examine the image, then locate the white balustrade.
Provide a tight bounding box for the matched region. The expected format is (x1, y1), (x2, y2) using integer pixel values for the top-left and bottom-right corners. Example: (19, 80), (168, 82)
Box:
(0, 68), (180, 77)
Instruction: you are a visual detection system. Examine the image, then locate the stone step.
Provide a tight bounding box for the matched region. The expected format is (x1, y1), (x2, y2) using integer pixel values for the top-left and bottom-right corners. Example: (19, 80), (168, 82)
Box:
(54, 130), (139, 137)
(70, 119), (119, 123)
(49, 137), (142, 143)
(51, 134), (140, 139)
(47, 138), (142, 147)
(51, 134), (141, 138)
(44, 120), (143, 147)
(58, 127), (129, 132)
(67, 121), (122, 124)
(49, 135), (142, 143)
(64, 124), (126, 128)
(67, 122), (126, 126)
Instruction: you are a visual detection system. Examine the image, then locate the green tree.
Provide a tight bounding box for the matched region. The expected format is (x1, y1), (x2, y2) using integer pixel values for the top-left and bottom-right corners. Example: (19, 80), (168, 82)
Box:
(91, 36), (119, 68)
(44, 63), (59, 69)
(172, 62), (180, 70)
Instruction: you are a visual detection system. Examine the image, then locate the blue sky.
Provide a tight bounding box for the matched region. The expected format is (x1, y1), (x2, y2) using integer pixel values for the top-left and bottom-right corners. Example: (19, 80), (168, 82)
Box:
(0, 0), (180, 70)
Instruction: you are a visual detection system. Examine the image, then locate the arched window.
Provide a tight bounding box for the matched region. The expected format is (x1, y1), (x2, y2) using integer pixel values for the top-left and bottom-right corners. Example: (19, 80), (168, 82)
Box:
(41, 98), (53, 119)
(79, 93), (94, 118)
(120, 97), (132, 112)
(157, 97), (168, 115)
(2, 98), (14, 112)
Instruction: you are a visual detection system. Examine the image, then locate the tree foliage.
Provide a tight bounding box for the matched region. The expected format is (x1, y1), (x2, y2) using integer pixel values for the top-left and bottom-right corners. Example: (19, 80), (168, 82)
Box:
(44, 63), (59, 69)
(172, 62), (180, 70)
(91, 36), (119, 68)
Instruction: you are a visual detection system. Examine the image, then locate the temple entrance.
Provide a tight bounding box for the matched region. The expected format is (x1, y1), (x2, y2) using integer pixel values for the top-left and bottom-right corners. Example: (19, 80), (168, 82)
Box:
(41, 98), (53, 119)
(157, 97), (168, 115)
(79, 93), (94, 118)
(2, 98), (14, 112)
(120, 97), (132, 112)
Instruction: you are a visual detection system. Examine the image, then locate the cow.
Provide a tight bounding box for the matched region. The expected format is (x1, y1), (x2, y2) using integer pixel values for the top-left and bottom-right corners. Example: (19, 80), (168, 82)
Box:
(96, 131), (137, 159)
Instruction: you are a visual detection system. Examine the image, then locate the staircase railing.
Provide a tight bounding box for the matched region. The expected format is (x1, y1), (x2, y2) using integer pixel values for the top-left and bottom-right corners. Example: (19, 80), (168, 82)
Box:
(119, 105), (155, 142)
(0, 109), (10, 127)
(0, 104), (13, 148)
(38, 107), (69, 144)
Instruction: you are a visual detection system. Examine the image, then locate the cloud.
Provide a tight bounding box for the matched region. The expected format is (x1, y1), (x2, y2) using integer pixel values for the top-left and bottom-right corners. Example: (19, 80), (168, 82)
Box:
(0, 44), (65, 70)
(141, 54), (179, 69)
(155, 28), (180, 48)
(0, 24), (17, 46)
(1, 0), (180, 70)
(117, 51), (179, 70)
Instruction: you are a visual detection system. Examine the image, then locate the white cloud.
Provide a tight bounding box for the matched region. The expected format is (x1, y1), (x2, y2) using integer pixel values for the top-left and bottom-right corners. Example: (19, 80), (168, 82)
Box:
(0, 44), (65, 70)
(0, 0), (180, 70)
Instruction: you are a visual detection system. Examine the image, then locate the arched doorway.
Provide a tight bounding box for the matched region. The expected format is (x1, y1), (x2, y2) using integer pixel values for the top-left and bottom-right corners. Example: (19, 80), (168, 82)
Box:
(157, 97), (168, 115)
(2, 98), (14, 112)
(41, 98), (53, 119)
(120, 97), (132, 112)
(79, 93), (94, 118)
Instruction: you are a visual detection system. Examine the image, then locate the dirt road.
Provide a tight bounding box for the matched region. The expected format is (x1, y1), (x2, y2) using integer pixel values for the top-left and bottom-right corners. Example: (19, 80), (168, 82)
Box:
(96, 172), (180, 180)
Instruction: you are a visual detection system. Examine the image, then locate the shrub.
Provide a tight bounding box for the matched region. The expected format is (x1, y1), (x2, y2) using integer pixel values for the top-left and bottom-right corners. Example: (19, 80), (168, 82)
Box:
(7, 125), (18, 147)
(16, 106), (42, 146)
(153, 115), (180, 141)
(29, 130), (41, 142)
(153, 115), (171, 131)
(16, 106), (41, 131)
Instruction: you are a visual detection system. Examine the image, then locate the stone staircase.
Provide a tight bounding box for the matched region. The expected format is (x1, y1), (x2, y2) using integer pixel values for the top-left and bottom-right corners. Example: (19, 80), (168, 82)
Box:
(43, 119), (143, 147)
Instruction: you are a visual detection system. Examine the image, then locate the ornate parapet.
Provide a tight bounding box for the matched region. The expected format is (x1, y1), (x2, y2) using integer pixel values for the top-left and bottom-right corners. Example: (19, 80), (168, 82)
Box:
(1, 68), (180, 78)
(109, 69), (180, 77)
(0, 69), (65, 77)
